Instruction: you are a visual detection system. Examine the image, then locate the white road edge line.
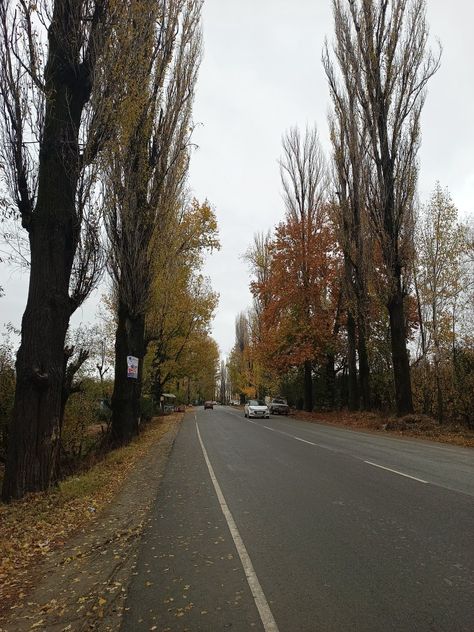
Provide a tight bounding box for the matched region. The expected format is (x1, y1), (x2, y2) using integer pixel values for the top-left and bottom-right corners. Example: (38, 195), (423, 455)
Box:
(364, 460), (429, 484)
(195, 419), (280, 632)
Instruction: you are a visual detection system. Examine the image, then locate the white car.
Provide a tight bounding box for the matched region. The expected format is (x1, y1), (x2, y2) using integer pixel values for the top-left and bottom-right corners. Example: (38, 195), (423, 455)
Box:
(244, 399), (270, 419)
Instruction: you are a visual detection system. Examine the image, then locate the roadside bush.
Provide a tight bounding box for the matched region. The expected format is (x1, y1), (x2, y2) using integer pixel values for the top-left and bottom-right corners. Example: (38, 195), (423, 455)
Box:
(411, 346), (474, 427)
(60, 378), (110, 472)
(452, 347), (474, 428)
(385, 418), (408, 431)
(140, 396), (155, 423)
(411, 359), (434, 416)
(369, 368), (395, 412)
(386, 414), (438, 433)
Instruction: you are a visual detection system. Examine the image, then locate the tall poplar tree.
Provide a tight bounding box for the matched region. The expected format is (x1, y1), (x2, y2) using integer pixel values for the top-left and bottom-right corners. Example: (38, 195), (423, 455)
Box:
(325, 0), (440, 415)
(104, 0), (203, 444)
(279, 126), (329, 411)
(0, 0), (123, 500)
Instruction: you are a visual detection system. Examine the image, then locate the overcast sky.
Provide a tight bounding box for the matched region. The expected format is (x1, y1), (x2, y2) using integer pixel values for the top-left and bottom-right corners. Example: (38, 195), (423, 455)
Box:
(1, 0), (473, 358)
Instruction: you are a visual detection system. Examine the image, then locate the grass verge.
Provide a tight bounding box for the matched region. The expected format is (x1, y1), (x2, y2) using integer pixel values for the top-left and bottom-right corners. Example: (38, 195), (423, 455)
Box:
(0, 414), (182, 610)
(292, 410), (474, 447)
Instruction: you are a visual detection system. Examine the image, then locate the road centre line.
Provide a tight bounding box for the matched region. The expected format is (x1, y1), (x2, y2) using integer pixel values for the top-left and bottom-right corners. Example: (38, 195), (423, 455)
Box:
(236, 413), (338, 451)
(227, 409), (432, 486)
(195, 418), (280, 632)
(293, 436), (316, 445)
(259, 417), (432, 483)
(263, 424), (336, 451)
(260, 420), (429, 481)
(364, 460), (429, 484)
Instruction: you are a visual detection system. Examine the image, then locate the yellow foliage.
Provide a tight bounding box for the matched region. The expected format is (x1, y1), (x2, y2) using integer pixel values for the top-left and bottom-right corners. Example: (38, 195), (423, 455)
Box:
(144, 198), (220, 402)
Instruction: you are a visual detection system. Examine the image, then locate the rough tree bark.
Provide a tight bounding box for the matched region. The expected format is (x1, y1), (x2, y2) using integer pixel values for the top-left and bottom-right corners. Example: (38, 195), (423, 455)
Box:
(111, 303), (145, 444)
(346, 311), (359, 411)
(357, 313), (370, 409)
(1, 0), (109, 500)
(387, 289), (413, 415)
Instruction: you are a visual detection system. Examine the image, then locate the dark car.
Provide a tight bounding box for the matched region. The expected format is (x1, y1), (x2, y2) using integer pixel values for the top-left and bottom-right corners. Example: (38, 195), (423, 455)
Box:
(204, 401), (214, 410)
(269, 397), (289, 415)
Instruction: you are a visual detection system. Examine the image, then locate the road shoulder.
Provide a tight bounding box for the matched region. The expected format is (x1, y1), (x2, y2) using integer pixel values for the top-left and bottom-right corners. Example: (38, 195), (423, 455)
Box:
(121, 411), (265, 632)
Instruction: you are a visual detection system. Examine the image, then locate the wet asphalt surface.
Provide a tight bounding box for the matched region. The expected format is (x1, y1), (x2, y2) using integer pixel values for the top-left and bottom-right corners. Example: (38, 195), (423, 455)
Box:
(121, 407), (474, 631)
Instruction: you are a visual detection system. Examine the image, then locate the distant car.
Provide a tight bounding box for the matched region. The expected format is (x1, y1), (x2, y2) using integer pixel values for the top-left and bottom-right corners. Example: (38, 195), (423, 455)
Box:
(269, 397), (289, 415)
(244, 399), (269, 419)
(204, 401), (214, 410)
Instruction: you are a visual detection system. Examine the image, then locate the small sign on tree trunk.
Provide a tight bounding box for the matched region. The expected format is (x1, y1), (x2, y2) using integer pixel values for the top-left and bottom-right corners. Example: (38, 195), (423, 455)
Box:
(127, 355), (139, 379)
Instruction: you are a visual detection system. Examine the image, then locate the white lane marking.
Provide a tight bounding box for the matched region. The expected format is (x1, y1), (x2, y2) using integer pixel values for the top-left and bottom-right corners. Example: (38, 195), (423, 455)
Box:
(364, 460), (429, 484)
(293, 436), (316, 446)
(195, 420), (280, 632)
(271, 427), (335, 451)
(220, 410), (443, 490)
(262, 424), (336, 451)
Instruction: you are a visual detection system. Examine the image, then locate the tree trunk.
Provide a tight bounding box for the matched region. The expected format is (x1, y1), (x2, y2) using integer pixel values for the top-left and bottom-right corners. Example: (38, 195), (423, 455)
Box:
(387, 284), (414, 416)
(1, 14), (89, 499)
(324, 353), (336, 409)
(111, 302), (146, 445)
(150, 350), (164, 410)
(357, 314), (370, 410)
(434, 347), (444, 424)
(303, 360), (313, 412)
(2, 281), (71, 500)
(435, 365), (444, 423)
(347, 311), (359, 411)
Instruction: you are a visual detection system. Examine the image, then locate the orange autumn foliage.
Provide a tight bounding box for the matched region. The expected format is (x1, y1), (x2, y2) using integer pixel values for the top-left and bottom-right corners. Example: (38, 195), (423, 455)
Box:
(252, 209), (342, 375)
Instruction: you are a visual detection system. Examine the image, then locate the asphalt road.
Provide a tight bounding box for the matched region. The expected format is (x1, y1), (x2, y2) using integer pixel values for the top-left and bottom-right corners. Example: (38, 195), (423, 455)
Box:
(121, 407), (474, 631)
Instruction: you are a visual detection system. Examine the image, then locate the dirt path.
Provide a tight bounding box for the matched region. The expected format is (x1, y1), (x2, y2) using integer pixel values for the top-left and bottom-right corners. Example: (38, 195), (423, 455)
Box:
(0, 419), (181, 632)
